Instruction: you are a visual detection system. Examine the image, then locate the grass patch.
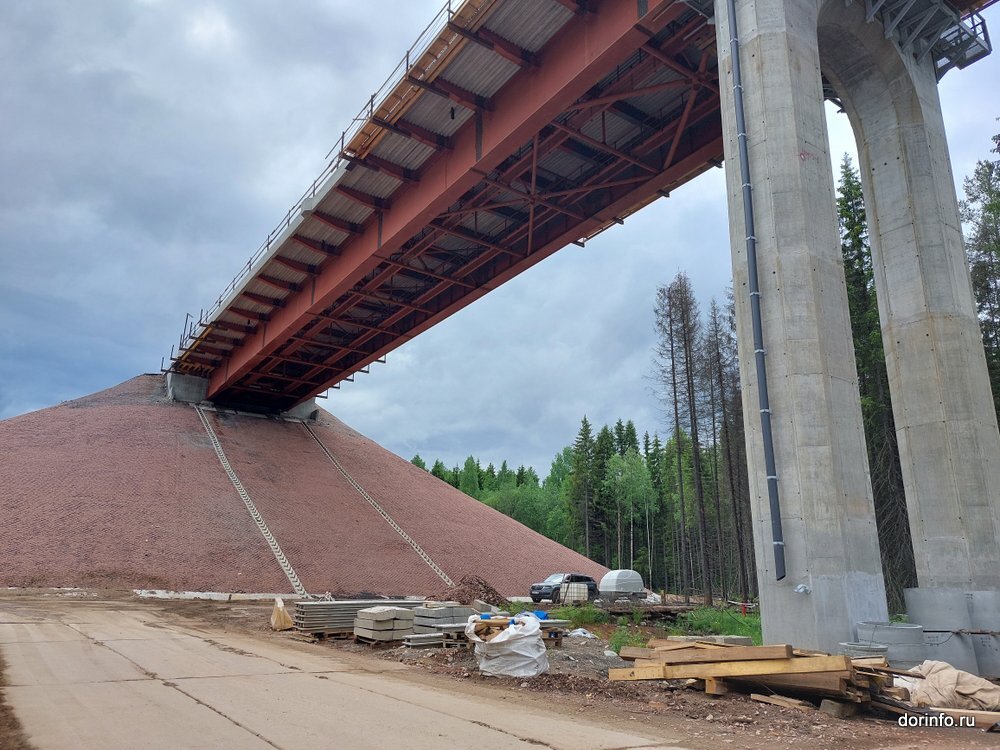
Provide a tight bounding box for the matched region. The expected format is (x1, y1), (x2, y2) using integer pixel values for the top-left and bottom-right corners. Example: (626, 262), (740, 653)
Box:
(0, 651), (34, 750)
(666, 607), (762, 645)
(608, 625), (648, 654)
(547, 603), (610, 628)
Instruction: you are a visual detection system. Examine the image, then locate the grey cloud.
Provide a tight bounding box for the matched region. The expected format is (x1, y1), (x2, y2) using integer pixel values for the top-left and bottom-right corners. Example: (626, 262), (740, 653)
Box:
(2, 1), (998, 479)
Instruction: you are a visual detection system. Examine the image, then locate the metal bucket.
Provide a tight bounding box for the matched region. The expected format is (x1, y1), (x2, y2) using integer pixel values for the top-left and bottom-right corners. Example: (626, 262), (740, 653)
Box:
(967, 591), (1000, 679)
(856, 621), (925, 670)
(904, 587), (979, 675)
(839, 641), (889, 659)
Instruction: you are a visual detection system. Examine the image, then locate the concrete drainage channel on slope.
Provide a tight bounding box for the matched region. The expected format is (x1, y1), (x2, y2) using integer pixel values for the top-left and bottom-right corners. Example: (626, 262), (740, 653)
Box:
(193, 404), (309, 597)
(302, 422), (454, 587)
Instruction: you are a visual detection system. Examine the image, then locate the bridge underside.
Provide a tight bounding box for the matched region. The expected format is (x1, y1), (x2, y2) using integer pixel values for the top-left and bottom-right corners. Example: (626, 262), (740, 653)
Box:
(169, 0), (724, 412)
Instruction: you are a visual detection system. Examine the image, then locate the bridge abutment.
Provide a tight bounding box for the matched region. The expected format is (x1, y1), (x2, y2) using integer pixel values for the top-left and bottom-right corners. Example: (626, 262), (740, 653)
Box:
(166, 372), (318, 420)
(716, 0), (889, 651)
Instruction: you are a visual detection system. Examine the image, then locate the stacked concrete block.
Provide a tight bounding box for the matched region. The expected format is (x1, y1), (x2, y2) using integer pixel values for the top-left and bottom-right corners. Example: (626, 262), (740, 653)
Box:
(353, 606), (415, 642)
(412, 603), (476, 634)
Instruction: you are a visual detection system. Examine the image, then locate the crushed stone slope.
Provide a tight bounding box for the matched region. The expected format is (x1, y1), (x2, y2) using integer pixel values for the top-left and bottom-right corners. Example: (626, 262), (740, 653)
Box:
(0, 374), (607, 594)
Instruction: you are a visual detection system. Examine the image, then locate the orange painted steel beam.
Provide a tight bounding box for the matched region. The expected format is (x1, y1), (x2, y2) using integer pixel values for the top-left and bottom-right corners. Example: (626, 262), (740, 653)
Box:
(208, 0), (684, 403)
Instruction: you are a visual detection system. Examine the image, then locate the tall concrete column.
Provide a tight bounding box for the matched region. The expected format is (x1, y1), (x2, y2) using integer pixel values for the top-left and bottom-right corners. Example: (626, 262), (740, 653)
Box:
(818, 2), (1000, 590)
(715, 0), (888, 651)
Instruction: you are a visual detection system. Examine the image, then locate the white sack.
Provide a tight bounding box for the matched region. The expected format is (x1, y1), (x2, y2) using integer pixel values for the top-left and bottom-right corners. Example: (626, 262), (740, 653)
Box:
(465, 615), (549, 678)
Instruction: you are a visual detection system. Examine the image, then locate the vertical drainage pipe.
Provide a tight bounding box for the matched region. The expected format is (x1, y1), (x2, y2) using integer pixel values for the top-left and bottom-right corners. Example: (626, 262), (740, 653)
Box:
(724, 0), (786, 580)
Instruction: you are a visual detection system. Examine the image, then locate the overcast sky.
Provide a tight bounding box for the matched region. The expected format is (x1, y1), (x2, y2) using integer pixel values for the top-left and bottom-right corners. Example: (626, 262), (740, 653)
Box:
(2, 2), (998, 476)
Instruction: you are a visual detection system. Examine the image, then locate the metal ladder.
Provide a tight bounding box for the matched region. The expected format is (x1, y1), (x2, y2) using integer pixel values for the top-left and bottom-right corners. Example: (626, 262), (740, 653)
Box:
(303, 422), (454, 587)
(193, 405), (308, 597)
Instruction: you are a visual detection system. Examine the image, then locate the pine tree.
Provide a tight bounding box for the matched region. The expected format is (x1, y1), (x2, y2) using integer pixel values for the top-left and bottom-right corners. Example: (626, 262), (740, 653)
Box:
(410, 454), (427, 470)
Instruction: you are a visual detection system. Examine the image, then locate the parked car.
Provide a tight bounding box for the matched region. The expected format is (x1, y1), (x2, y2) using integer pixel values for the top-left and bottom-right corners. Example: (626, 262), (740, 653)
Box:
(529, 572), (598, 603)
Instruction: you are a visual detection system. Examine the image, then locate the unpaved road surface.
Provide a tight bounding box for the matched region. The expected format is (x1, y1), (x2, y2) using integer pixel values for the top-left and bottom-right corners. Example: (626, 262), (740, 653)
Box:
(0, 593), (681, 749)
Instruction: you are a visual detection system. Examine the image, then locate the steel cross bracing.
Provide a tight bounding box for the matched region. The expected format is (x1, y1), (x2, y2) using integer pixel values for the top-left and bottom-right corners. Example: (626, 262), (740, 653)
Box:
(167, 0), (726, 412)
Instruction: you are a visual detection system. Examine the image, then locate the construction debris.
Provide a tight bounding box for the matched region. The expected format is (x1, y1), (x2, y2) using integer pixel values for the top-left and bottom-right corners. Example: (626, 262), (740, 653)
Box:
(428, 574), (508, 609)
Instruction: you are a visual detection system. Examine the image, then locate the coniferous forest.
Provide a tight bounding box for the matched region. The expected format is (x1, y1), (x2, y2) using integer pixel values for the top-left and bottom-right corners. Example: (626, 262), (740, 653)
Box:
(413, 127), (1000, 613)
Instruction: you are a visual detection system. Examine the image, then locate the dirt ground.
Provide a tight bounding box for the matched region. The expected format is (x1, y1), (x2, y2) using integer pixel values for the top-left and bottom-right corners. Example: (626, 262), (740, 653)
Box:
(2, 588), (996, 750)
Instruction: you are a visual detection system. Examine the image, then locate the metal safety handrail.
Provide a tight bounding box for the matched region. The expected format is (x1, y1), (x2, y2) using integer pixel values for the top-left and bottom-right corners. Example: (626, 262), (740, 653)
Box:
(172, 0), (476, 361)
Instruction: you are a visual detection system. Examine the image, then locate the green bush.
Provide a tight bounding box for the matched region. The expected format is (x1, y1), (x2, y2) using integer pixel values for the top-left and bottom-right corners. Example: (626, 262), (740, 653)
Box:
(667, 607), (762, 645)
(609, 625), (647, 654)
(548, 603), (610, 628)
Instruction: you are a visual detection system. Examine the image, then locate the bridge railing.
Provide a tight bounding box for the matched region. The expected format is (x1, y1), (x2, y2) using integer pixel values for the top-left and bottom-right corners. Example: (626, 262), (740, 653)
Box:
(172, 0), (468, 364)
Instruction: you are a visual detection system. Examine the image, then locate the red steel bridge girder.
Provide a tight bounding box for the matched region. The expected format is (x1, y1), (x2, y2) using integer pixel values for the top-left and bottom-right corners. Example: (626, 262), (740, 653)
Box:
(206, 0), (716, 407)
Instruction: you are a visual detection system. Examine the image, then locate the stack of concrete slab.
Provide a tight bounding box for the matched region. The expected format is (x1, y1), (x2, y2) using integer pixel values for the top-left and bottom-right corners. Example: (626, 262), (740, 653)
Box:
(412, 603), (476, 634)
(354, 606), (415, 642)
(294, 599), (423, 635)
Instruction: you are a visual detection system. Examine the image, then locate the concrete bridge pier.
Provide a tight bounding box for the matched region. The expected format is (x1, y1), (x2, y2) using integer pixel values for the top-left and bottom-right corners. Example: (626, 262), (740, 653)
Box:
(818, 3), (1000, 592)
(715, 0), (890, 652)
(717, 0), (1000, 651)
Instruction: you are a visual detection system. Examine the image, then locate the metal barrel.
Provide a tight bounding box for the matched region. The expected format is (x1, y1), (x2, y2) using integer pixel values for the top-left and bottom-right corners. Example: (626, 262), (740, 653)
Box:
(856, 621), (925, 670)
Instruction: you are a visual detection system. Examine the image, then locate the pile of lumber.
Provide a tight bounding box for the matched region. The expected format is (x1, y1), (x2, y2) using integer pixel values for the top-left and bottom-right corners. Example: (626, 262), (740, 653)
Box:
(611, 640), (870, 703)
(353, 606), (415, 643)
(610, 638), (1000, 728)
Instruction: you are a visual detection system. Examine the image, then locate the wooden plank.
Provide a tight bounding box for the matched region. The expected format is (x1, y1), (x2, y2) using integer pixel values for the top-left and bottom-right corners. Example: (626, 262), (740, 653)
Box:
(704, 677), (729, 695)
(735, 670), (852, 688)
(751, 693), (816, 711)
(609, 663), (667, 681)
(619, 644), (711, 661)
(619, 647), (653, 661)
(653, 644), (793, 665)
(850, 656), (889, 667)
(856, 664), (924, 678)
(880, 687), (910, 701)
(659, 655), (852, 680)
(647, 638), (730, 649)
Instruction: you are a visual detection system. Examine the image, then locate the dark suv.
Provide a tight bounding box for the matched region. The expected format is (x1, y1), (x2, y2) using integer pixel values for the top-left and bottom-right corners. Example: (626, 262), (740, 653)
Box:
(529, 573), (598, 603)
